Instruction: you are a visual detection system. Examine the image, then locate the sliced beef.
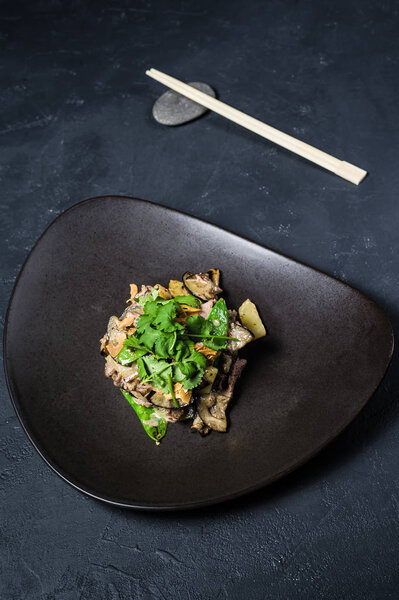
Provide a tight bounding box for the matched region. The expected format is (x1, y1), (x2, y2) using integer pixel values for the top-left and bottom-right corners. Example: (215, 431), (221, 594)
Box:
(105, 360), (117, 378)
(198, 299), (216, 319)
(223, 358), (247, 398)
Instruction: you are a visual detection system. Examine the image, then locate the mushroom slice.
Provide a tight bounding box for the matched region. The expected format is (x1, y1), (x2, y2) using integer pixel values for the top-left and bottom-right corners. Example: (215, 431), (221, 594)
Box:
(191, 413), (211, 435)
(118, 304), (143, 331)
(106, 316), (127, 357)
(105, 356), (138, 382)
(126, 283), (138, 304)
(196, 393), (230, 432)
(107, 315), (120, 340)
(99, 334), (108, 353)
(182, 272), (222, 301)
(227, 322), (253, 352)
(128, 390), (153, 408)
(116, 313), (137, 330)
(194, 343), (219, 363)
(120, 303), (143, 319)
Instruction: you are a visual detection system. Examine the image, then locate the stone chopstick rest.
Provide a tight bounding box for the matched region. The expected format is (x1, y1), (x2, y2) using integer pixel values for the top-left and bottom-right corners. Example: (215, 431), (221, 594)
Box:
(152, 81), (216, 126)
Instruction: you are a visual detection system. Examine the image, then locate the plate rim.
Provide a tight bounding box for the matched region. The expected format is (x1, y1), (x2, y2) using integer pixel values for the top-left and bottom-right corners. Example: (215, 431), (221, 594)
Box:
(3, 195), (395, 510)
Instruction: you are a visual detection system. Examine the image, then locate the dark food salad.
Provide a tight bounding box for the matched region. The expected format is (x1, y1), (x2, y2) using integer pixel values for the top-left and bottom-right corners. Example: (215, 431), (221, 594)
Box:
(100, 270), (266, 444)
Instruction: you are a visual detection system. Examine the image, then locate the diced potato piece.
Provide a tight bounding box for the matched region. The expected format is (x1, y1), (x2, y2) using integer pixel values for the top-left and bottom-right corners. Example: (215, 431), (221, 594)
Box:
(238, 299), (266, 339)
(155, 284), (172, 299)
(169, 280), (189, 297)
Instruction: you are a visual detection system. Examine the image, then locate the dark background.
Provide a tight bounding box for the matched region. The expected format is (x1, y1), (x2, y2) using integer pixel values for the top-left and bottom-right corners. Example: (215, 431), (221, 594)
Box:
(1, 1), (399, 598)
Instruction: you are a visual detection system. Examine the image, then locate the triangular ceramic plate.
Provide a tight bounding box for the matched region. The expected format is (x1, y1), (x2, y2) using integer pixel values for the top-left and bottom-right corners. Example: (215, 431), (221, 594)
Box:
(4, 197), (393, 509)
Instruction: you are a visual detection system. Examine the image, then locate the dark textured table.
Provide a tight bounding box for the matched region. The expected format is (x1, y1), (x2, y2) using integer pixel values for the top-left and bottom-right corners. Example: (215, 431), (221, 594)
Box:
(1, 1), (398, 598)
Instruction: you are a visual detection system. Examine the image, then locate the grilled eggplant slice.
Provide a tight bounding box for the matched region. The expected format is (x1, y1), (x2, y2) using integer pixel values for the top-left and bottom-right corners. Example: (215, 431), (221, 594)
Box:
(208, 268), (220, 287)
(149, 387), (193, 409)
(154, 405), (195, 422)
(105, 355), (138, 382)
(182, 271), (222, 300)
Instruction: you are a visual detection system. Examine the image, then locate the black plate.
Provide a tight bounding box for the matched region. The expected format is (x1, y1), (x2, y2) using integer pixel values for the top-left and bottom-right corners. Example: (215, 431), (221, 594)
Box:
(4, 196), (393, 510)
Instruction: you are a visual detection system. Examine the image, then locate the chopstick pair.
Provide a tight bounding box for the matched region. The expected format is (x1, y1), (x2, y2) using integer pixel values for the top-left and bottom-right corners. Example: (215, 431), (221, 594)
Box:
(146, 68), (367, 185)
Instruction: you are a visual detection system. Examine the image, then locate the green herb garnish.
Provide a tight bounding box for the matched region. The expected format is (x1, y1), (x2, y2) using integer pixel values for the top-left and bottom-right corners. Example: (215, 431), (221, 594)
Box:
(117, 293), (235, 393)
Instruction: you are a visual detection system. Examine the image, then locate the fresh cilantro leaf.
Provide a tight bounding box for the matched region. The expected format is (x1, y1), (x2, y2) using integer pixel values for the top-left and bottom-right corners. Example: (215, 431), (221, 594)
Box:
(137, 357), (148, 380)
(139, 326), (160, 351)
(168, 331), (177, 355)
(188, 350), (208, 369)
(174, 361), (196, 380)
(136, 314), (154, 334)
(186, 314), (211, 336)
(174, 338), (192, 362)
(141, 355), (162, 372)
(173, 350), (207, 390)
(202, 336), (227, 351)
(154, 331), (175, 359)
(143, 299), (160, 318)
(140, 356), (173, 392)
(153, 302), (181, 332)
(181, 371), (204, 390)
(129, 290), (222, 394)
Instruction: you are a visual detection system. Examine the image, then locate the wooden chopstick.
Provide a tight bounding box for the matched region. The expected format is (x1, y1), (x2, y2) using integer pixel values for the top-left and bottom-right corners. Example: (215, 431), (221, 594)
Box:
(146, 68), (367, 185)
